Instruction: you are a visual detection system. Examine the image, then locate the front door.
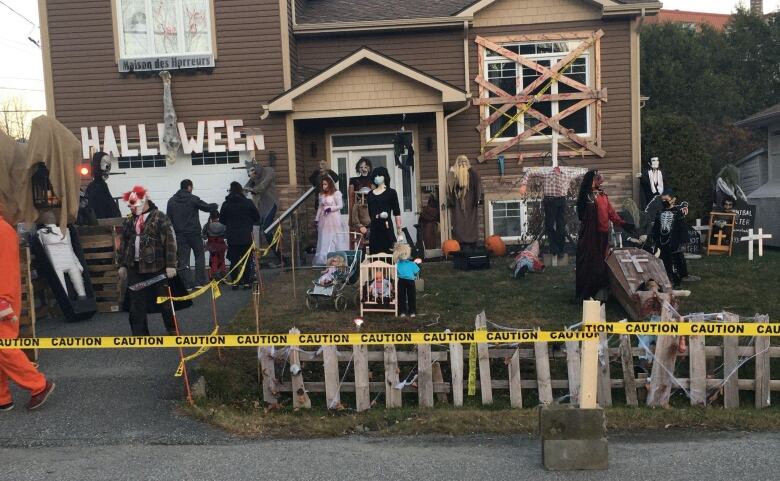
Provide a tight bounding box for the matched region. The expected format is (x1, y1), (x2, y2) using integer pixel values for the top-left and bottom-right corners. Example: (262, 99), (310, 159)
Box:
(331, 133), (417, 242)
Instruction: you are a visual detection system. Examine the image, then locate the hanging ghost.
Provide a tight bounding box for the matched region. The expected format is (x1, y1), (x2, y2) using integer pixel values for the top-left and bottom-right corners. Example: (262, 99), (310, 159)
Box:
(159, 71), (180, 164)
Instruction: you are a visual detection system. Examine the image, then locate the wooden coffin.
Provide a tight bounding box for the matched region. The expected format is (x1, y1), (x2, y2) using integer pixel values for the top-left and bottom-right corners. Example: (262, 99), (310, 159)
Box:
(606, 248), (674, 320)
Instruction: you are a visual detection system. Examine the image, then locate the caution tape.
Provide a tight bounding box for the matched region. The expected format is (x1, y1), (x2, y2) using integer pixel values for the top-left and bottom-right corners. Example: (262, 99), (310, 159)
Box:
(174, 326), (219, 377)
(2, 323), (779, 350)
(155, 226), (282, 304)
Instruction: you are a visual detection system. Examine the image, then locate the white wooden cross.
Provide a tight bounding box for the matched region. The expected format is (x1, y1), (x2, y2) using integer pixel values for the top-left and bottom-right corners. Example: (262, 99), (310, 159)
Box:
(740, 228), (773, 261)
(620, 253), (649, 273)
(693, 218), (709, 242)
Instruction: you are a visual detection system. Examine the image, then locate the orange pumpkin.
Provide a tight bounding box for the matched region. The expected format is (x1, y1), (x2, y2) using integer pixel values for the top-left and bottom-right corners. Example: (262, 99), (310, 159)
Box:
(442, 239), (461, 258)
(486, 235), (506, 257)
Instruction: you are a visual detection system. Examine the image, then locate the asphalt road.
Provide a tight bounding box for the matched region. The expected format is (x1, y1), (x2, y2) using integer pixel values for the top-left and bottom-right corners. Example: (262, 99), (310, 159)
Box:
(3, 283), (780, 480)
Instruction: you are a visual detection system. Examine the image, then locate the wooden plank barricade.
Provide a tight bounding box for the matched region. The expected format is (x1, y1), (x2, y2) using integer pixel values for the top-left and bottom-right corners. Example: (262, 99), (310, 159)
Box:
(77, 225), (121, 313)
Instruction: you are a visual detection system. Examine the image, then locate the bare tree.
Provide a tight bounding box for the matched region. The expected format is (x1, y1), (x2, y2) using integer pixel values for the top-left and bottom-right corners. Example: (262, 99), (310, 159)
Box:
(0, 96), (33, 141)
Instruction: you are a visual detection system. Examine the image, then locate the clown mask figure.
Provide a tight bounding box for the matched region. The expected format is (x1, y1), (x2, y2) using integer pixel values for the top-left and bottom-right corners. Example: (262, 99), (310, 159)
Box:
(122, 186), (150, 216)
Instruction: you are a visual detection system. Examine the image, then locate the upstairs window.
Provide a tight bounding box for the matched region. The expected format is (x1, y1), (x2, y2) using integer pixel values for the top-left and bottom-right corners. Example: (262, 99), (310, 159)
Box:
(484, 40), (591, 141)
(117, 0), (214, 62)
(191, 150), (240, 166)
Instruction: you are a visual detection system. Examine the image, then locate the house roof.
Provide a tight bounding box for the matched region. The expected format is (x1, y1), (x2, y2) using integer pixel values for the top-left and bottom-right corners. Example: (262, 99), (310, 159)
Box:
(296, 0), (658, 25)
(269, 47), (468, 112)
(645, 9), (732, 31)
(736, 103), (780, 129)
(734, 148), (766, 167)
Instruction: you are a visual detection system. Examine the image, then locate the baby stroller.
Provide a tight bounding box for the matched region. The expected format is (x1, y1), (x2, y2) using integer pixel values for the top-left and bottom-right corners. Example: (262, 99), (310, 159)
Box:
(305, 234), (363, 311)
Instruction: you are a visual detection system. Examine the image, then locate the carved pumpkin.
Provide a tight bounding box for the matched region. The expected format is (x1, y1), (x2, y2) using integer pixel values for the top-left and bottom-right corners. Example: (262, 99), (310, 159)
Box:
(486, 235), (506, 257)
(442, 239), (461, 258)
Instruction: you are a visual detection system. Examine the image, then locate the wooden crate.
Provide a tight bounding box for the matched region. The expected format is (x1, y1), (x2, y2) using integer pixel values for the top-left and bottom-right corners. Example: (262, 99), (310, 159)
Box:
(78, 225), (121, 313)
(18, 244), (38, 362)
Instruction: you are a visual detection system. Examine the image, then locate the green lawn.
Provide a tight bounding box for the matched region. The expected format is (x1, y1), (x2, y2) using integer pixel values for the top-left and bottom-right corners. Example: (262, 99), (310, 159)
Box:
(240, 249), (780, 335)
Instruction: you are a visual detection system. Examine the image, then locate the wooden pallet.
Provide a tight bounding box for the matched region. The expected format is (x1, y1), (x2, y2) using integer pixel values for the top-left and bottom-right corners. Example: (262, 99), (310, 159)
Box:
(78, 225), (121, 313)
(19, 244), (38, 362)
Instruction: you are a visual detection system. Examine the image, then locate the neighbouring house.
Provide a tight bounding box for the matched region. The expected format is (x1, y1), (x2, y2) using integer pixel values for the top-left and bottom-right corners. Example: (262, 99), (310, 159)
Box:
(735, 103), (780, 248)
(39, 0), (660, 251)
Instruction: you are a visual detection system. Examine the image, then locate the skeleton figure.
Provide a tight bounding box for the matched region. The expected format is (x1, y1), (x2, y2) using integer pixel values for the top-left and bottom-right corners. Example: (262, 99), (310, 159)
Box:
(658, 210), (675, 243)
(37, 210), (87, 299)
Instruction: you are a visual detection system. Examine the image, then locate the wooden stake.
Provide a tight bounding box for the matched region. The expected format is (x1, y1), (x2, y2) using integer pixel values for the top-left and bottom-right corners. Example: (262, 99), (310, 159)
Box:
(252, 282), (262, 388)
(508, 349), (523, 408)
(432, 362), (448, 404)
(688, 333), (706, 406)
(618, 335), (638, 406)
(754, 314), (771, 409)
(210, 284), (222, 360)
(597, 304), (612, 407)
(646, 304), (677, 408)
(722, 313), (739, 409)
(534, 341), (553, 405)
(417, 344), (434, 407)
(475, 312), (493, 405)
(353, 344), (370, 412)
(258, 347), (279, 406)
(383, 344), (402, 408)
(322, 345), (340, 409)
(289, 328), (311, 410)
(167, 285), (193, 405)
(578, 299), (601, 408)
(448, 337), (464, 407)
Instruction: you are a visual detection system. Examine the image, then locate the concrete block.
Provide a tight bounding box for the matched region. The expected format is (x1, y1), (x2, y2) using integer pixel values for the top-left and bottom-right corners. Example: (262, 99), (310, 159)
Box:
(543, 438), (609, 470)
(538, 405), (606, 440)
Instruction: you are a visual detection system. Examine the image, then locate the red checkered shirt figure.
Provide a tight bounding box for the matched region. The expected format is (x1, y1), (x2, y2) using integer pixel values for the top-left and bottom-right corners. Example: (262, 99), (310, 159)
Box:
(519, 166), (587, 255)
(0, 211), (55, 411)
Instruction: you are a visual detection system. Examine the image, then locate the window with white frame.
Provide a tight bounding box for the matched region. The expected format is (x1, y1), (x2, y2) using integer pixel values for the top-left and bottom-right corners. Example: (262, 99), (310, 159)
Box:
(191, 150), (240, 166)
(117, 0), (213, 59)
(488, 199), (528, 242)
(484, 41), (591, 141)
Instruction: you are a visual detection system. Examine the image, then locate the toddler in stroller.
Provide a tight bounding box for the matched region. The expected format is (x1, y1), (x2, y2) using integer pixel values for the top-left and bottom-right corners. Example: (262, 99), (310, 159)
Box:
(306, 248), (362, 312)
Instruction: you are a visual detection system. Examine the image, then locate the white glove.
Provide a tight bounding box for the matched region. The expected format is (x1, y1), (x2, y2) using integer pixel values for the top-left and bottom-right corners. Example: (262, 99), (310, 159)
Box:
(379, 211), (389, 219)
(166, 267), (177, 279)
(118, 267), (127, 281)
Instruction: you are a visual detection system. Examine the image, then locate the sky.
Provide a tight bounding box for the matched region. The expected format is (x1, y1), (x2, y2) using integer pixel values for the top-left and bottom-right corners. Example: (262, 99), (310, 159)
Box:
(0, 0), (778, 121)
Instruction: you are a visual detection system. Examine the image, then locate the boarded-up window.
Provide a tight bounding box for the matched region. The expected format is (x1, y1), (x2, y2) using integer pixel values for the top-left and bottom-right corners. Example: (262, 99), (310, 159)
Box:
(118, 0), (212, 58)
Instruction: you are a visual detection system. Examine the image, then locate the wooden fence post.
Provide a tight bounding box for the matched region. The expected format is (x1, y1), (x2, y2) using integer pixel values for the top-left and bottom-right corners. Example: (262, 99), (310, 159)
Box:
(566, 340), (581, 406)
(432, 362), (449, 404)
(579, 300), (601, 408)
(534, 341), (553, 405)
(475, 312), (493, 405)
(508, 349), (523, 408)
(618, 334), (638, 406)
(417, 344), (434, 407)
(754, 314), (771, 409)
(258, 347), (279, 406)
(688, 331), (706, 407)
(322, 345), (341, 409)
(288, 328), (310, 410)
(383, 344), (402, 408)
(597, 304), (612, 407)
(646, 304), (677, 408)
(449, 337), (464, 407)
(353, 344), (370, 412)
(722, 313), (740, 409)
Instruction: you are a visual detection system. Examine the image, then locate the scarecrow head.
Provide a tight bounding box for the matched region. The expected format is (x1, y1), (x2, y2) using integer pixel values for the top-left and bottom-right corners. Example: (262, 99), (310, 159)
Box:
(122, 186), (149, 216)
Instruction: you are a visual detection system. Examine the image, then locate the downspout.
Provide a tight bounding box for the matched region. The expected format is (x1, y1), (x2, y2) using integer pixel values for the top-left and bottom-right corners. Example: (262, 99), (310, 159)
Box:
(439, 20), (473, 240)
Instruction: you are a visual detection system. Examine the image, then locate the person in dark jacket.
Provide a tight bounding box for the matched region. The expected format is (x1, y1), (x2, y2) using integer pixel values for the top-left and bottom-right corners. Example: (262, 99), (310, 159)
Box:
(651, 189), (690, 288)
(84, 151), (121, 219)
(220, 182), (260, 289)
(166, 179), (218, 290)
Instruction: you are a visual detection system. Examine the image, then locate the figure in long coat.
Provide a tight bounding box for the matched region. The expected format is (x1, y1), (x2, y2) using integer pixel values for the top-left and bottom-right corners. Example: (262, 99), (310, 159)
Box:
(448, 155), (481, 246)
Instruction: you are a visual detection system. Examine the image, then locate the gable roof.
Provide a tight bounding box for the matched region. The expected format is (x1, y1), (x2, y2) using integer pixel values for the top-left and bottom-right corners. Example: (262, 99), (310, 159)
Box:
(295, 0), (660, 25)
(735, 103), (780, 129)
(268, 47), (468, 112)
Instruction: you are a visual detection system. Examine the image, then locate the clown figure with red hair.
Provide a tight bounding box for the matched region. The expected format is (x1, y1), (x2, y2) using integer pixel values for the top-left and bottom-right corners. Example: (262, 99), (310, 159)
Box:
(117, 186), (180, 336)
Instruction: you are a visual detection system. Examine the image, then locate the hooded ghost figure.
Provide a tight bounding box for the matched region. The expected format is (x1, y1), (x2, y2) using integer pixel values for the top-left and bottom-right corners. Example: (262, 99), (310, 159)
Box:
(36, 210), (86, 299)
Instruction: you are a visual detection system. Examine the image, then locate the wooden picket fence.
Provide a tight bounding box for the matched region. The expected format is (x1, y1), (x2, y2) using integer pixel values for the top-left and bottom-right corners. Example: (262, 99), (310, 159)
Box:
(255, 309), (777, 410)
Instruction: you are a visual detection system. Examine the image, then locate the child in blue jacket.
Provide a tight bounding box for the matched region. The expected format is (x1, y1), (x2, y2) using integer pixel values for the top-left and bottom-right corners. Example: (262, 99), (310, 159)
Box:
(393, 242), (420, 318)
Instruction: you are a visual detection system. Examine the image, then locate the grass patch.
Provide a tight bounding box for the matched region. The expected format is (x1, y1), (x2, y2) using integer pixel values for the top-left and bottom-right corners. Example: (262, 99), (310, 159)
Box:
(245, 250), (780, 334)
(182, 401), (780, 438)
